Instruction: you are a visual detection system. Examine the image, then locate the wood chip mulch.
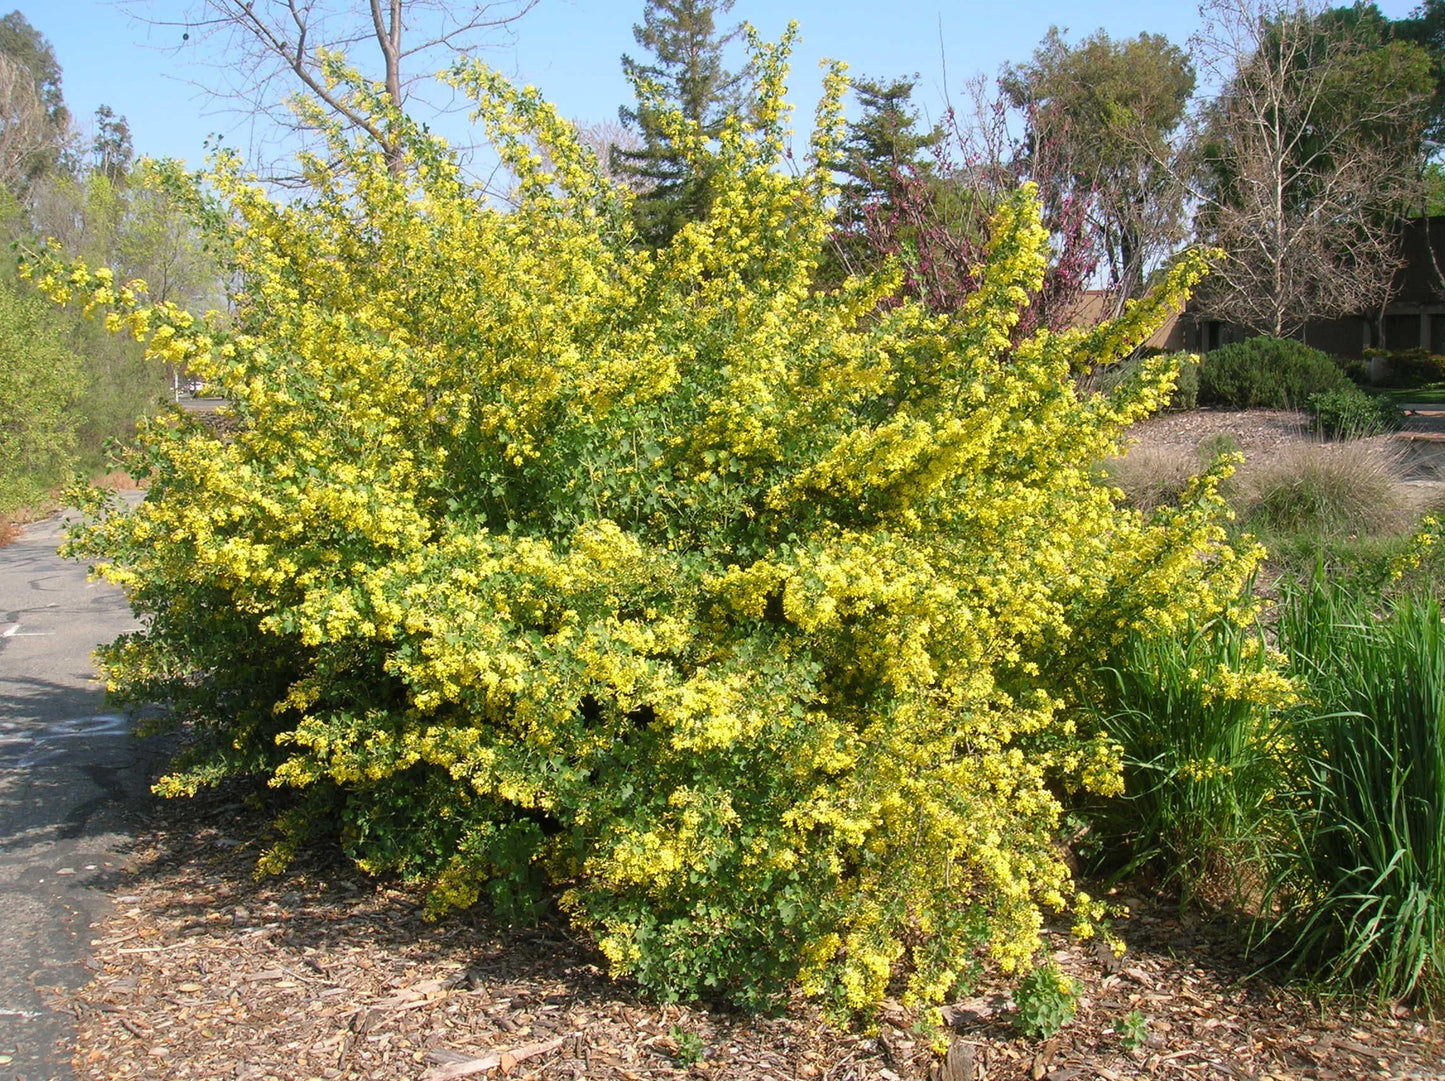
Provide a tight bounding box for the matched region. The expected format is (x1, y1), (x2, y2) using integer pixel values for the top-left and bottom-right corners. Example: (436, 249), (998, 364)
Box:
(59, 782), (1445, 1081)
(1128, 408), (1323, 457)
(1129, 405), (1445, 465)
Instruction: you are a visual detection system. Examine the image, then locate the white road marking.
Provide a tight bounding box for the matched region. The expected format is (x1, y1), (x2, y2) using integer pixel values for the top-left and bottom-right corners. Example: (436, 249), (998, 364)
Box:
(2, 623), (53, 636)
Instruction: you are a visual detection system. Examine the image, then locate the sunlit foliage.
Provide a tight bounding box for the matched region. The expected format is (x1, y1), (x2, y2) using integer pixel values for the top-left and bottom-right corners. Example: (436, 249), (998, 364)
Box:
(33, 39), (1263, 1012)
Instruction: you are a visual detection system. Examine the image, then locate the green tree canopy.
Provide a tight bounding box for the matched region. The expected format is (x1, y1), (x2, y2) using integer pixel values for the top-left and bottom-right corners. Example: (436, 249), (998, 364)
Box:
(0, 11), (66, 129)
(1365, 0), (1445, 147)
(0, 273), (82, 513)
(1003, 27), (1195, 303)
(837, 75), (941, 205)
(612, 0), (749, 247)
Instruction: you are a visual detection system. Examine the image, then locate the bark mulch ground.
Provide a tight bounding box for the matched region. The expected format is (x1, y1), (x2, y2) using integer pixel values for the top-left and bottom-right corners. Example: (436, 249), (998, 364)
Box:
(61, 783), (1445, 1081)
(1128, 405), (1445, 465)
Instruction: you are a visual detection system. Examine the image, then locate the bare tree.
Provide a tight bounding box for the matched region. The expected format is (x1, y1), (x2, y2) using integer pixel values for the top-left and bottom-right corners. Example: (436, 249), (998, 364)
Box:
(1189, 0), (1434, 338)
(572, 118), (650, 193)
(0, 51), (61, 195)
(132, 0), (538, 170)
(831, 72), (1098, 337)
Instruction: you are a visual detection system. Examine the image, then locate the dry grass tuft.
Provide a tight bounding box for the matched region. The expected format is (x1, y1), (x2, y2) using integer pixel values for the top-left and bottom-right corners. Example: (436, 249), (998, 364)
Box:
(1232, 440), (1415, 537)
(92, 470), (144, 491)
(1099, 444), (1200, 511)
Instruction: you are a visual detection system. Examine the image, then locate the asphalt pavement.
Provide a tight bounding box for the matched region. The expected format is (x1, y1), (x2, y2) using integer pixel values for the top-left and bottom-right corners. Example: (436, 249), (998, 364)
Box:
(0, 496), (158, 1081)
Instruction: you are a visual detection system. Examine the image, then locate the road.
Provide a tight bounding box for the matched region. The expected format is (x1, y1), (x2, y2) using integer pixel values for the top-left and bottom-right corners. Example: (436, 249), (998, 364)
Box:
(0, 497), (158, 1081)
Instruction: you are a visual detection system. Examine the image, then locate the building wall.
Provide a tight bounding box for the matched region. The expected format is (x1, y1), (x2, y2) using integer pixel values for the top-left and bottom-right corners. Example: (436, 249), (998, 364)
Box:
(1067, 290), (1189, 352)
(1160, 217), (1445, 361)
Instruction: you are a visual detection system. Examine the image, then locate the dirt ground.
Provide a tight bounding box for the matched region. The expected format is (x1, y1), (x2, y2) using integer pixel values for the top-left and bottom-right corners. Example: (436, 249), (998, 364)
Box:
(57, 409), (1445, 1081)
(1128, 405), (1445, 469)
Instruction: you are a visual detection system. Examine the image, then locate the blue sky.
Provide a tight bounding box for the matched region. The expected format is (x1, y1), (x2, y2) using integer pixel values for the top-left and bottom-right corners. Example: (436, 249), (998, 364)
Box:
(30, 0), (1426, 169)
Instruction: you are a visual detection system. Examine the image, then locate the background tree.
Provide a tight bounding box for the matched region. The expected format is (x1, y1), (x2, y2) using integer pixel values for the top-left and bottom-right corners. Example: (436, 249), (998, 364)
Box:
(1387, 0), (1445, 147)
(1189, 0), (1434, 337)
(0, 11), (64, 124)
(0, 14), (222, 515)
(0, 274), (83, 514)
(612, 0), (748, 247)
(0, 52), (60, 196)
(23, 154), (223, 456)
(837, 72), (1097, 336)
(92, 105), (133, 184)
(140, 0), (538, 171)
(0, 11), (70, 193)
(826, 74), (941, 279)
(1002, 28), (1195, 310)
(837, 76), (941, 214)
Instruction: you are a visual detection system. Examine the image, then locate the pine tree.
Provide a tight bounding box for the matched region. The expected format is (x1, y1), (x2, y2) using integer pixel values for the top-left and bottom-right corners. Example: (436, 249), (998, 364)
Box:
(838, 76), (940, 209)
(828, 75), (941, 278)
(613, 0), (747, 248)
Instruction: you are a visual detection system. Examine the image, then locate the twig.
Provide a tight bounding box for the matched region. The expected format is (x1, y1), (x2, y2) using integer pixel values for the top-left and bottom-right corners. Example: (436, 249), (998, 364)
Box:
(420, 1034), (571, 1081)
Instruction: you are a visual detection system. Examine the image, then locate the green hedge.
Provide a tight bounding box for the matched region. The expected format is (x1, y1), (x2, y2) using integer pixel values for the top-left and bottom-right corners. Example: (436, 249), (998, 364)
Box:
(1364, 348), (1445, 389)
(1306, 387), (1402, 440)
(1198, 337), (1351, 409)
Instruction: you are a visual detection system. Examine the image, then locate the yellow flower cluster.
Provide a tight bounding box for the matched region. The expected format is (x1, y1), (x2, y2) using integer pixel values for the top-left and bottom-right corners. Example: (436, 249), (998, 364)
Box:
(42, 39), (1264, 1013)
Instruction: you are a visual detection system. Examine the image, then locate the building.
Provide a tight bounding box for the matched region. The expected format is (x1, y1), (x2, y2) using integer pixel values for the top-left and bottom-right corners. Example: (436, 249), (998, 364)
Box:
(1180, 216), (1445, 359)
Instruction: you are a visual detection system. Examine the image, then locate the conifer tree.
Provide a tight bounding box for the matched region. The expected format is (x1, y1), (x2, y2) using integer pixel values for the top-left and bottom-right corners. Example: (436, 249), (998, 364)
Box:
(613, 0), (747, 247)
(838, 76), (940, 209)
(826, 75), (941, 280)
(92, 105), (132, 185)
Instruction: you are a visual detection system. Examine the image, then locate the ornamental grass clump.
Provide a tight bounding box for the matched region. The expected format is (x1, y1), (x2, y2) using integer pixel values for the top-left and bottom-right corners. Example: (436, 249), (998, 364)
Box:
(32, 36), (1268, 1012)
(1233, 441), (1412, 540)
(1083, 617), (1296, 905)
(1272, 577), (1445, 1004)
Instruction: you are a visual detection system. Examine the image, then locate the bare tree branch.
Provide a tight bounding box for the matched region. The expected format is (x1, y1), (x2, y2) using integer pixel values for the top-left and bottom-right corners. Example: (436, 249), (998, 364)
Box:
(125, 0), (538, 171)
(1186, 0), (1433, 337)
(0, 52), (59, 194)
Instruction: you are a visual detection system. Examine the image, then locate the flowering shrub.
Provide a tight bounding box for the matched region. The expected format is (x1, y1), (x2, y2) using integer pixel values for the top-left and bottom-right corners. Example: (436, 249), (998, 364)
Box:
(33, 40), (1262, 1012)
(1013, 961), (1080, 1039)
